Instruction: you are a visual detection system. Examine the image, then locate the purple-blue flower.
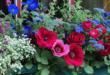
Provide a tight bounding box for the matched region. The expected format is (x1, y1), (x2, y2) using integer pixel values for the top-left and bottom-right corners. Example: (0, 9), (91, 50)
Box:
(75, 25), (84, 33)
(102, 12), (108, 18)
(28, 0), (39, 10)
(8, 4), (19, 14)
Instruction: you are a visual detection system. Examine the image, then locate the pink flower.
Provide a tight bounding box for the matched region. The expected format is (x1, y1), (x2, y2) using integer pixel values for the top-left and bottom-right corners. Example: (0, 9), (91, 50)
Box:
(65, 14), (68, 18)
(6, 0), (11, 6)
(85, 9), (90, 12)
(49, 2), (54, 5)
(68, 19), (71, 22)
(45, 9), (47, 11)
(52, 39), (70, 57)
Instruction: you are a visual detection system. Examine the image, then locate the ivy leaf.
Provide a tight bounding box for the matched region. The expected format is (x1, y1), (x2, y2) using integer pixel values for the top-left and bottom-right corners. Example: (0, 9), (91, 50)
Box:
(41, 68), (50, 75)
(84, 66), (94, 74)
(25, 62), (33, 69)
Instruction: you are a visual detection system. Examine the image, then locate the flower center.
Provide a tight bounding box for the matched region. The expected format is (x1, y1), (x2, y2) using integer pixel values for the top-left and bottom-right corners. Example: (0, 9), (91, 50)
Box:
(44, 37), (48, 41)
(93, 32), (95, 34)
(12, 9), (14, 12)
(69, 52), (75, 58)
(55, 47), (62, 53)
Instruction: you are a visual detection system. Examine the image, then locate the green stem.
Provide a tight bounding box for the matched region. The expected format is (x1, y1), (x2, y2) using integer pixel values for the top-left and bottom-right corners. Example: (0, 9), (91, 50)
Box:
(104, 0), (110, 10)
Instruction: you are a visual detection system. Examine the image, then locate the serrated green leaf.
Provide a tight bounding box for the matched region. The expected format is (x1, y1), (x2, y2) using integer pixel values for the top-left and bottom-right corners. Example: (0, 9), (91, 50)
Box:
(41, 68), (50, 75)
(25, 62), (33, 69)
(84, 66), (94, 74)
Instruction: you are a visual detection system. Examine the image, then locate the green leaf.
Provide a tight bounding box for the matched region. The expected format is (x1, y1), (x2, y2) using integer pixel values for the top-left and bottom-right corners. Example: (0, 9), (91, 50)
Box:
(25, 62), (33, 69)
(41, 68), (50, 75)
(72, 71), (77, 75)
(30, 11), (39, 16)
(108, 65), (110, 73)
(94, 61), (100, 68)
(35, 54), (41, 62)
(41, 50), (53, 59)
(68, 65), (75, 69)
(81, 61), (85, 67)
(84, 66), (94, 74)
(38, 64), (42, 70)
(41, 57), (48, 65)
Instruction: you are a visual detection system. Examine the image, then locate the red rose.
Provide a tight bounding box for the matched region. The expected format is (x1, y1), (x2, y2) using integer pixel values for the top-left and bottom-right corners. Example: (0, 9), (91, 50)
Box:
(97, 40), (103, 45)
(35, 27), (57, 49)
(98, 43), (110, 57)
(82, 21), (92, 30)
(67, 32), (85, 46)
(89, 29), (99, 38)
(96, 25), (106, 34)
(107, 34), (110, 40)
(28, 34), (37, 45)
(63, 43), (84, 66)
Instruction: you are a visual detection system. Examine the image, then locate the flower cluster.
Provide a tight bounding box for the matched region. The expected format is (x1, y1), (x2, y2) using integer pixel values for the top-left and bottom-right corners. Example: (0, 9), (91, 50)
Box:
(1, 0), (110, 75)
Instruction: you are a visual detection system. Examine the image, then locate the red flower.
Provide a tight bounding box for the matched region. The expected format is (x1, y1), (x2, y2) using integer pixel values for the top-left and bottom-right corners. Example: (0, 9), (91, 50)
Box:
(35, 27), (57, 49)
(96, 25), (106, 34)
(107, 34), (110, 40)
(89, 29), (99, 38)
(98, 43), (110, 57)
(63, 43), (84, 66)
(67, 32), (85, 46)
(28, 34), (37, 45)
(82, 21), (92, 30)
(97, 40), (104, 45)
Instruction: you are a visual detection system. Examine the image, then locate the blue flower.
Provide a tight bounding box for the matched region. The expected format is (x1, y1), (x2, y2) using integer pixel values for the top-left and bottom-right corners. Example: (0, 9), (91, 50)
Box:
(21, 1), (27, 5)
(26, 0), (34, 4)
(33, 20), (35, 24)
(64, 32), (68, 38)
(104, 21), (109, 25)
(66, 22), (74, 26)
(8, 4), (19, 14)
(26, 20), (31, 23)
(75, 25), (84, 33)
(28, 1), (39, 10)
(89, 39), (97, 44)
(107, 20), (110, 23)
(22, 26), (31, 32)
(94, 43), (104, 49)
(92, 20), (101, 25)
(106, 27), (110, 32)
(86, 19), (92, 21)
(94, 8), (105, 13)
(102, 12), (108, 18)
(108, 12), (110, 16)
(83, 40), (86, 44)
(97, 28), (103, 32)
